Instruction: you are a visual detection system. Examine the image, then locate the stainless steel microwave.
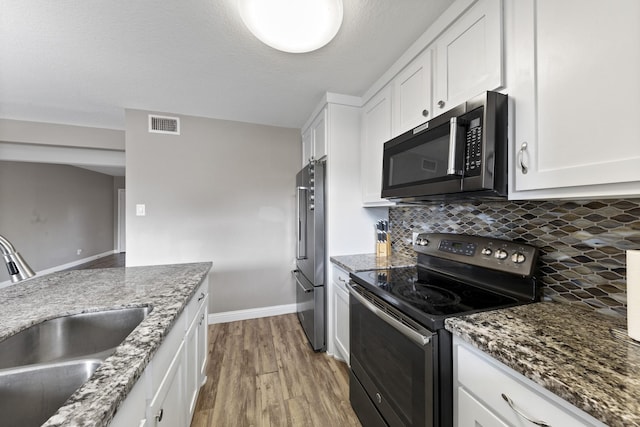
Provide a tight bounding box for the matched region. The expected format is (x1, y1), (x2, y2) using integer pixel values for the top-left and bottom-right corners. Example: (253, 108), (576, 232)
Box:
(381, 91), (508, 202)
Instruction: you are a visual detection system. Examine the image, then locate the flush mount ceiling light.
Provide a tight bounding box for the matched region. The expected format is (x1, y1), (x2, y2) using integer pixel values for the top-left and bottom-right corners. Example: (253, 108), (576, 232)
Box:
(238, 0), (343, 53)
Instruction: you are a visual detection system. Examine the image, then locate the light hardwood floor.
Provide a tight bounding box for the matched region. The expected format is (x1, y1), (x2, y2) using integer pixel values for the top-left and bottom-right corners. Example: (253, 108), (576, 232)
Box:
(190, 314), (362, 427)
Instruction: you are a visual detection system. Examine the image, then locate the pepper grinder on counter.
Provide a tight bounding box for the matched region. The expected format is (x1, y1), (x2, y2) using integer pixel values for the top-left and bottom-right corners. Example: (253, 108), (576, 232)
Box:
(375, 220), (391, 258)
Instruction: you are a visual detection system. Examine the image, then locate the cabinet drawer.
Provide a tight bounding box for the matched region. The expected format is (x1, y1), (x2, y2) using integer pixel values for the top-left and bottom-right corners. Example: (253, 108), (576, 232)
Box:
(332, 265), (350, 291)
(457, 386), (508, 427)
(455, 342), (605, 427)
(186, 280), (208, 321)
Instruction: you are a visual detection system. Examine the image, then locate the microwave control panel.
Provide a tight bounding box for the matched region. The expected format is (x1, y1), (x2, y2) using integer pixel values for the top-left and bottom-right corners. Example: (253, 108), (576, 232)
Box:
(464, 115), (483, 176)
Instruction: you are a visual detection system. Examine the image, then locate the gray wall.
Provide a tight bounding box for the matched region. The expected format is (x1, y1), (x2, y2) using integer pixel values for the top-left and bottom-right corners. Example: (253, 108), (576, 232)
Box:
(0, 161), (115, 282)
(125, 110), (300, 314)
(0, 119), (125, 150)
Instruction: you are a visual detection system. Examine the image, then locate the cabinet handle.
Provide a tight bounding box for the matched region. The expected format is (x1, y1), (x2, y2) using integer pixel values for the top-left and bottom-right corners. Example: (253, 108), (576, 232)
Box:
(422, 109), (429, 117)
(501, 393), (551, 427)
(198, 292), (205, 302)
(437, 100), (445, 109)
(156, 408), (164, 422)
(338, 276), (346, 283)
(199, 313), (205, 326)
(518, 142), (529, 174)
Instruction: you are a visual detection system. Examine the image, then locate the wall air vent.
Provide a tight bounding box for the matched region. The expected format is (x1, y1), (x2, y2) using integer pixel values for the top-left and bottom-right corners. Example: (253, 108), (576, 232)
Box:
(148, 115), (180, 135)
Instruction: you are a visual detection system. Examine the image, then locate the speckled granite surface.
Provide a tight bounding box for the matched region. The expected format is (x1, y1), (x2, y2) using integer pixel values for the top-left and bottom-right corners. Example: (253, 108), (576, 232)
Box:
(0, 262), (212, 427)
(330, 253), (415, 273)
(445, 302), (640, 427)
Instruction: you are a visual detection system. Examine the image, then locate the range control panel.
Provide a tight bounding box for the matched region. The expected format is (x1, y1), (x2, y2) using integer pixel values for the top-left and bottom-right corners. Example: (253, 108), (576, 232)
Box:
(414, 233), (538, 276)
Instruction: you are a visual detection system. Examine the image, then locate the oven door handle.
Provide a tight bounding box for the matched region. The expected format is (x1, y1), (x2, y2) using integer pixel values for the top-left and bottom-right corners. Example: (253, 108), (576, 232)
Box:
(347, 283), (434, 346)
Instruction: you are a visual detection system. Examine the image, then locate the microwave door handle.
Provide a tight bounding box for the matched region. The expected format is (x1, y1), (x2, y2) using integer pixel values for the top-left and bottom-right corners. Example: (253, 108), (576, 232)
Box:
(446, 117), (464, 176)
(296, 186), (308, 260)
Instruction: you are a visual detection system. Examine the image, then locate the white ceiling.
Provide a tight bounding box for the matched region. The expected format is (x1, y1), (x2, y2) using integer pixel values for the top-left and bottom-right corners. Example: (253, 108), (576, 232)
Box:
(0, 0), (454, 131)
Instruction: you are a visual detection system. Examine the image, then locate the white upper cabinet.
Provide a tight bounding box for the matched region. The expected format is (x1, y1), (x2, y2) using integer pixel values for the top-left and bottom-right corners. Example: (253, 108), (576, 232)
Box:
(361, 85), (393, 206)
(510, 0), (640, 198)
(301, 107), (328, 166)
(392, 49), (433, 136)
(301, 127), (312, 167)
(434, 0), (504, 115)
(312, 108), (327, 160)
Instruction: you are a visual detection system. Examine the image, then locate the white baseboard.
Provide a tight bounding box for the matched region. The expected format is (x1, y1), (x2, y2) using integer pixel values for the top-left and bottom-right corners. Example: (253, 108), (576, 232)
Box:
(0, 250), (117, 289)
(208, 303), (297, 324)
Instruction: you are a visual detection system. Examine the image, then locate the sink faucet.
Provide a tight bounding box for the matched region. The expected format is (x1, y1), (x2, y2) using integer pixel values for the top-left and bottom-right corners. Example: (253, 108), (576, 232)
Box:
(0, 234), (35, 283)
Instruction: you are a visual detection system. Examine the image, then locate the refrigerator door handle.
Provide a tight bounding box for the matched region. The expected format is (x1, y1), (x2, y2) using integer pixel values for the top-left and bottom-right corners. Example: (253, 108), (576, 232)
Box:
(294, 272), (314, 293)
(296, 186), (308, 260)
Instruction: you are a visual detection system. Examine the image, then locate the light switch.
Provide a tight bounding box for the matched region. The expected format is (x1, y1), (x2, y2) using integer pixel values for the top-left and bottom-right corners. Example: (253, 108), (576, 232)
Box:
(136, 204), (146, 216)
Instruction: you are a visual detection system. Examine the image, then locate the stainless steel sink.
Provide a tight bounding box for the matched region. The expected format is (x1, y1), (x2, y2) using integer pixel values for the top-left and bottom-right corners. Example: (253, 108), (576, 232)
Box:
(0, 306), (151, 369)
(0, 359), (101, 427)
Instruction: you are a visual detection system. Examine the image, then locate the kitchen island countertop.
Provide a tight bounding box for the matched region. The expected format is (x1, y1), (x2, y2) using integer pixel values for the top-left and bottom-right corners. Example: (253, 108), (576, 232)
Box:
(445, 301), (639, 427)
(0, 261), (212, 427)
(330, 253), (415, 273)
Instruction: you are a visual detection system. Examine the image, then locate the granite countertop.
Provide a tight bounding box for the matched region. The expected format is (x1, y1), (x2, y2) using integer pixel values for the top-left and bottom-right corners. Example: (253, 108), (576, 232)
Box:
(330, 253), (416, 273)
(0, 262), (212, 427)
(445, 301), (640, 427)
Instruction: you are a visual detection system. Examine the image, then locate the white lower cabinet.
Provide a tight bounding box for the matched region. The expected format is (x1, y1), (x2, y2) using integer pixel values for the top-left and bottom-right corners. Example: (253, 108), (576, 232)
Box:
(186, 294), (208, 415)
(148, 340), (186, 426)
(108, 373), (148, 427)
(453, 336), (606, 427)
(457, 387), (508, 427)
(332, 265), (350, 363)
(109, 279), (209, 427)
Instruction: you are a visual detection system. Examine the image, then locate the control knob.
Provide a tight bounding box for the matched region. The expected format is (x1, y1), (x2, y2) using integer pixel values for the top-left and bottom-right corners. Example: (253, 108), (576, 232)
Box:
(511, 252), (526, 264)
(416, 238), (429, 246)
(494, 249), (508, 260)
(481, 248), (493, 256)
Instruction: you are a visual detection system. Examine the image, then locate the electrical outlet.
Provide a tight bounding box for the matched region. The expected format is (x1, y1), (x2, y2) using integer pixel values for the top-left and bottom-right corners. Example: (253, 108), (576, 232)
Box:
(412, 232), (420, 245)
(136, 204), (146, 216)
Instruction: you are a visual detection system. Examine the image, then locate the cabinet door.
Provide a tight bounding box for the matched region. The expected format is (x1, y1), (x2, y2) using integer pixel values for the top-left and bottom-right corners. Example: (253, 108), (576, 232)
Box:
(457, 387), (509, 427)
(332, 265), (350, 364)
(434, 0), (503, 114)
(392, 49), (433, 136)
(148, 341), (186, 427)
(197, 298), (208, 385)
(512, 0), (640, 195)
(185, 296), (208, 421)
(301, 128), (312, 166)
(312, 108), (328, 160)
(361, 85), (394, 206)
(108, 376), (147, 427)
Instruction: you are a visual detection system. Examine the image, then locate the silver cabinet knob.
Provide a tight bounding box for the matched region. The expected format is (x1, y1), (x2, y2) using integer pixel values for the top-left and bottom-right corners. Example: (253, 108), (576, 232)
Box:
(422, 109), (429, 117)
(437, 100), (445, 108)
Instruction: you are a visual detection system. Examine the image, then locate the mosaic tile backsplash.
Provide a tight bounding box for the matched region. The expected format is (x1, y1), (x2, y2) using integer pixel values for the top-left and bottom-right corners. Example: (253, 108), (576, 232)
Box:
(389, 199), (640, 317)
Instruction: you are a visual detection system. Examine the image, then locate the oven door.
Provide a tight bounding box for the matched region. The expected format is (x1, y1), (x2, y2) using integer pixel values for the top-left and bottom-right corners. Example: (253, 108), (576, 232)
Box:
(348, 283), (437, 427)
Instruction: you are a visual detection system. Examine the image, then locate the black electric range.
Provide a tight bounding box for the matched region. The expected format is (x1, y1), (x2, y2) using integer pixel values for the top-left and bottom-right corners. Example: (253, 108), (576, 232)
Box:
(348, 233), (540, 427)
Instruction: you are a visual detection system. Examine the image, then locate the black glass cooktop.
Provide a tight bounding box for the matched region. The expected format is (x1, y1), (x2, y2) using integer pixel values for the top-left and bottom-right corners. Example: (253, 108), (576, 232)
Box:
(350, 266), (519, 328)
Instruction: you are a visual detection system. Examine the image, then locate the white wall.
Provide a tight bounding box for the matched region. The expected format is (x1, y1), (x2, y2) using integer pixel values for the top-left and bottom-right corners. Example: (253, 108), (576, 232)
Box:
(0, 161), (115, 282)
(125, 109), (300, 314)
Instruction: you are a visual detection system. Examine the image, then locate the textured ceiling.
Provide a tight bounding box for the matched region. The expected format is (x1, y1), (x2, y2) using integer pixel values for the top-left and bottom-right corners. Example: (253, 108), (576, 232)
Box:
(0, 0), (454, 130)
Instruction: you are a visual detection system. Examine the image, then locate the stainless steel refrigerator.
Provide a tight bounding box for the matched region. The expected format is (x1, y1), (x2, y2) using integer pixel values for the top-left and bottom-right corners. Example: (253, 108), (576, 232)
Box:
(294, 160), (325, 351)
